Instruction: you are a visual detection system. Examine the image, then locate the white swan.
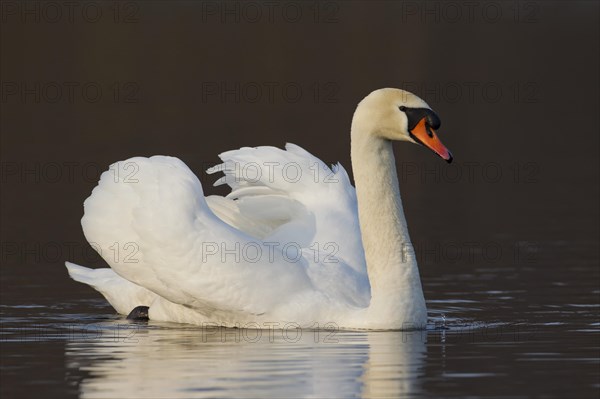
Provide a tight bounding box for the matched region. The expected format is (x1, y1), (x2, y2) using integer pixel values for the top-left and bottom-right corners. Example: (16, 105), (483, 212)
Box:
(66, 88), (452, 330)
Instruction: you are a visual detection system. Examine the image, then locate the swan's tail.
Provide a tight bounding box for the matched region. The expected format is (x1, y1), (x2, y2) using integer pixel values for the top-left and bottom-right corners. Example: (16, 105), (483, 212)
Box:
(65, 262), (157, 315)
(66, 261), (106, 287)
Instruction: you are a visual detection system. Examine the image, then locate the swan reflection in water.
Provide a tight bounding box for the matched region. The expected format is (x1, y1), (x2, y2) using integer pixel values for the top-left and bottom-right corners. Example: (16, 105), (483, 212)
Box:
(66, 321), (427, 398)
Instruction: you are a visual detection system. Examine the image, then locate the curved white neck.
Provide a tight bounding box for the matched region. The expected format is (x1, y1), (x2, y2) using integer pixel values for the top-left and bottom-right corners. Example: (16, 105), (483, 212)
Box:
(350, 123), (427, 328)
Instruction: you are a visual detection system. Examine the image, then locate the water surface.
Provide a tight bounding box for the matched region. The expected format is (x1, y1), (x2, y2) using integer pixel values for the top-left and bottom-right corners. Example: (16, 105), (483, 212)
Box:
(2, 239), (598, 399)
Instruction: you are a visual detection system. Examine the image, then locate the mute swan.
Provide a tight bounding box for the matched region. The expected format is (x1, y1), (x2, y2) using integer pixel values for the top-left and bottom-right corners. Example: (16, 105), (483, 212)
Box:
(66, 88), (452, 330)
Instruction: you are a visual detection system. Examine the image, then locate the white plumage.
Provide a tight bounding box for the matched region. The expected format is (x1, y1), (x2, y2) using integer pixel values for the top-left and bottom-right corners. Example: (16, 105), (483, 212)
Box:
(67, 88), (453, 329)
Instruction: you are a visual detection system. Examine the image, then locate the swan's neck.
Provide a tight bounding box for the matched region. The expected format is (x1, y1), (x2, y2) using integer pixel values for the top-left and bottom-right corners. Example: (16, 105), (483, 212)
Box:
(350, 127), (427, 327)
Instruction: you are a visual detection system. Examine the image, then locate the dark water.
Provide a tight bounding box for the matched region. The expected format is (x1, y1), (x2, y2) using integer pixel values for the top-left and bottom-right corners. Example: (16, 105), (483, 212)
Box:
(1, 1), (599, 398)
(1, 233), (598, 398)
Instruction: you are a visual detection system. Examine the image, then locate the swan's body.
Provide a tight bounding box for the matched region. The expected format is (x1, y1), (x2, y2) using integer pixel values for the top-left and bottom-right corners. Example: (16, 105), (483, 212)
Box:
(66, 88), (452, 330)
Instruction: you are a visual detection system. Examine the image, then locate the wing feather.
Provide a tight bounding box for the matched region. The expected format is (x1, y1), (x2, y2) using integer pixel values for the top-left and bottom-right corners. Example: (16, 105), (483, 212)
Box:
(79, 144), (369, 323)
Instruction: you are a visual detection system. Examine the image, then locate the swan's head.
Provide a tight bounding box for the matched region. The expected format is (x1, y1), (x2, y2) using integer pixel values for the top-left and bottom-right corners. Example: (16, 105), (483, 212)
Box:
(353, 88), (453, 163)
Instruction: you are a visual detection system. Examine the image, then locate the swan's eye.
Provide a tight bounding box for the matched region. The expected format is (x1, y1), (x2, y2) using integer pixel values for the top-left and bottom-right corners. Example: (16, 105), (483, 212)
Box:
(399, 106), (407, 112)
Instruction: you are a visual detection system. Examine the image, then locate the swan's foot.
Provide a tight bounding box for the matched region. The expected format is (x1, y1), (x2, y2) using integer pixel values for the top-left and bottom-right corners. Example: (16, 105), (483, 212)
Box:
(126, 306), (149, 321)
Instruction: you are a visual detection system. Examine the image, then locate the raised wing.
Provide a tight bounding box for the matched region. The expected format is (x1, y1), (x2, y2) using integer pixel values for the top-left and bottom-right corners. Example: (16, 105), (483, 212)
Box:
(207, 143), (367, 274)
(81, 145), (369, 323)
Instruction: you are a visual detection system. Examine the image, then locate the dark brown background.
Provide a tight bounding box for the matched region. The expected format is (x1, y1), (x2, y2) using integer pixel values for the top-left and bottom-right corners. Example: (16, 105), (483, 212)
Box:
(1, 1), (599, 398)
(2, 1), (598, 298)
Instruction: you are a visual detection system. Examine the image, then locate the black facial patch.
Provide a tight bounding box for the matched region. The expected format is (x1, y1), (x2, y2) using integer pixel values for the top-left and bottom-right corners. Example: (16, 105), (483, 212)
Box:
(399, 106), (441, 132)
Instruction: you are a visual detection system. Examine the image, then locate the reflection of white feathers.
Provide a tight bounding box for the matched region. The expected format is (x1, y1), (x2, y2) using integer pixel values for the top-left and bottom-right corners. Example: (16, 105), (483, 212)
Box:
(66, 323), (426, 398)
(67, 88), (436, 329)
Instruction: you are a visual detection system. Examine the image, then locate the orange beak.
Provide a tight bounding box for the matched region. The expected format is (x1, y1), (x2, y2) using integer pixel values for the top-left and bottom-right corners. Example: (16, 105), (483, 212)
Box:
(409, 117), (453, 163)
